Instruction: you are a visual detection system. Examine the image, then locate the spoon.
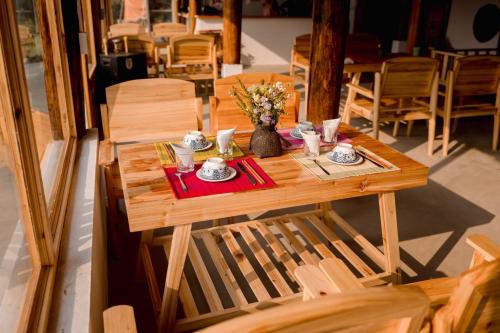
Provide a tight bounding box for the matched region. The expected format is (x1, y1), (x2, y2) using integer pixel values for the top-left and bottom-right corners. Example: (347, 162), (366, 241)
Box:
(175, 172), (188, 192)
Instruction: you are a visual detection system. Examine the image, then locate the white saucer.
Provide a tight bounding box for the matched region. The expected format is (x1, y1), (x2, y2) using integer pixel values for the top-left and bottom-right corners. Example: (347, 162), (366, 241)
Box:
(326, 153), (364, 166)
(192, 141), (213, 152)
(196, 167), (237, 182)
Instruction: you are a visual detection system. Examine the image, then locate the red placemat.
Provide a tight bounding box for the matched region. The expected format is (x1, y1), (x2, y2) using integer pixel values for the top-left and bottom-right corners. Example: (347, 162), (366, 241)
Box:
(164, 157), (276, 199)
(278, 126), (352, 150)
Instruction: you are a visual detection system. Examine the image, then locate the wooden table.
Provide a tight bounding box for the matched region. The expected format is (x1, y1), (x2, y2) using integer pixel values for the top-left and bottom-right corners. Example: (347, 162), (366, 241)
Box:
(117, 124), (428, 332)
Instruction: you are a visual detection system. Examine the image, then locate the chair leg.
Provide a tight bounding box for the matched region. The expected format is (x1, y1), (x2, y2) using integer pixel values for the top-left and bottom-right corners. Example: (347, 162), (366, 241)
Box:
(406, 120), (414, 137)
(442, 115), (451, 157)
(452, 118), (459, 133)
(373, 121), (380, 139)
(392, 121), (400, 137)
(428, 117), (436, 156)
(493, 113), (500, 150)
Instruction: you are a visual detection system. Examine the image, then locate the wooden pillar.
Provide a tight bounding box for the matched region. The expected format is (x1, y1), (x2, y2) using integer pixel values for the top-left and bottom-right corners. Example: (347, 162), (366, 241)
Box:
(407, 0), (422, 54)
(307, 0), (349, 123)
(223, 0), (242, 64)
(188, 0), (197, 34)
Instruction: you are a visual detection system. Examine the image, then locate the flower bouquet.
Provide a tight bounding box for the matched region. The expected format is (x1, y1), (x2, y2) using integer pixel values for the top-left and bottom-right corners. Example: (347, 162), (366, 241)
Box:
(230, 79), (290, 157)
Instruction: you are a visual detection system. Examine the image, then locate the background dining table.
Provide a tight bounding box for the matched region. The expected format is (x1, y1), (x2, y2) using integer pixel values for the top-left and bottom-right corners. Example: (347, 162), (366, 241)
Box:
(117, 123), (428, 332)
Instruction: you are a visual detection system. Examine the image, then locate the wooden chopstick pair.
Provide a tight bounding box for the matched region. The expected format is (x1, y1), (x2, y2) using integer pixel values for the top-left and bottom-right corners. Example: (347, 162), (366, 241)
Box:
(354, 146), (390, 169)
(241, 159), (265, 185)
(163, 143), (176, 163)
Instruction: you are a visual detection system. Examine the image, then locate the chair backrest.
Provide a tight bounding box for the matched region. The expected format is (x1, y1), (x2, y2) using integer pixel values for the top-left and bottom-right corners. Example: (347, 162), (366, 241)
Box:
(108, 23), (146, 38)
(292, 33), (379, 64)
(210, 72), (299, 133)
(105, 78), (201, 143)
(169, 34), (215, 65)
(152, 23), (187, 37)
(452, 55), (500, 96)
(379, 57), (438, 98)
(433, 258), (500, 333)
(198, 288), (430, 333)
(103, 305), (137, 333)
(292, 34), (311, 63)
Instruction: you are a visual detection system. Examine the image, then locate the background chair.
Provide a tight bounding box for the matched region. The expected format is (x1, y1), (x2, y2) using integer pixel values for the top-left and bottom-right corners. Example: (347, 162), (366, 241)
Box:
(343, 57), (438, 155)
(152, 22), (188, 38)
(164, 34), (218, 93)
(437, 55), (500, 156)
(209, 72), (300, 134)
(98, 78), (202, 256)
(108, 23), (146, 38)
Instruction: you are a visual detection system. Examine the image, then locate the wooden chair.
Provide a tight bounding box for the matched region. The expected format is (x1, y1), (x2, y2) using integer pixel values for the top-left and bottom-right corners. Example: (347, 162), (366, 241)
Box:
(152, 22), (188, 38)
(108, 23), (146, 38)
(290, 33), (380, 112)
(103, 305), (137, 333)
(164, 34), (218, 91)
(198, 287), (430, 333)
(209, 72), (300, 134)
(437, 55), (500, 156)
(343, 57), (439, 155)
(294, 234), (500, 333)
(98, 78), (202, 256)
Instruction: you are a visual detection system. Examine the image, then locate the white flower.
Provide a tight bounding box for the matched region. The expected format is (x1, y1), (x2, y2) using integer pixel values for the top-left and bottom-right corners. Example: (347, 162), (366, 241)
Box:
(252, 108), (259, 114)
(260, 96), (268, 103)
(263, 102), (272, 110)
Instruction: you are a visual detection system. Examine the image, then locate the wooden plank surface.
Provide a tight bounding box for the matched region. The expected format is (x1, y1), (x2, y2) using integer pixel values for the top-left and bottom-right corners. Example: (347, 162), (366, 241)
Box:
(118, 124), (428, 232)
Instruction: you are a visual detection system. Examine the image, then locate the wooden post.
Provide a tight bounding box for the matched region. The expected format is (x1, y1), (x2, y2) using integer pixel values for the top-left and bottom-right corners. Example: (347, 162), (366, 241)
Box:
(188, 0), (197, 34)
(307, 0), (349, 123)
(407, 0), (422, 54)
(223, 0), (242, 64)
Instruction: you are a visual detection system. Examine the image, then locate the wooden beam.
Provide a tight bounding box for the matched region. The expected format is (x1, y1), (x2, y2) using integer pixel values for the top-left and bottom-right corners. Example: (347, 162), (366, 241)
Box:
(188, 0), (197, 34)
(407, 0), (422, 54)
(223, 0), (242, 64)
(308, 0), (349, 123)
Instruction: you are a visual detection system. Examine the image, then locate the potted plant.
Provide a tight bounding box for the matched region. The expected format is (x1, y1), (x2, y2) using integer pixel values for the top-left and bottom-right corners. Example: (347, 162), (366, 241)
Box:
(230, 79), (290, 157)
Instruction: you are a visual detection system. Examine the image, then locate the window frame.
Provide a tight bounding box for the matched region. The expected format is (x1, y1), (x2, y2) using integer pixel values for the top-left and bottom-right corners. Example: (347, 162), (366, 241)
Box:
(0, 0), (78, 331)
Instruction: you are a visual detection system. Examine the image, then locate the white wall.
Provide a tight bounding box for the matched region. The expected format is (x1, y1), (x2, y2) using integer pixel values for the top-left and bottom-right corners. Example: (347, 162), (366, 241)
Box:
(446, 0), (500, 49)
(196, 17), (311, 66)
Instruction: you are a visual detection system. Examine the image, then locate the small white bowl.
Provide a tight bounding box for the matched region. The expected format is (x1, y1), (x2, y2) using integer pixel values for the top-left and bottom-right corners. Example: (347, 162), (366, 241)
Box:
(200, 157), (230, 180)
(331, 143), (357, 163)
(183, 131), (208, 150)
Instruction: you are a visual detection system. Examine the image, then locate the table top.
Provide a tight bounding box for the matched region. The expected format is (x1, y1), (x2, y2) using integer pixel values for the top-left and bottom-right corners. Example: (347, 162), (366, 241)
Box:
(117, 124), (428, 232)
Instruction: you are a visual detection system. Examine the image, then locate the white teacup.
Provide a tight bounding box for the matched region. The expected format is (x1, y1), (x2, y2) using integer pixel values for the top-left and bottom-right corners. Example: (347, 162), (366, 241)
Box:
(323, 117), (341, 143)
(183, 131), (207, 150)
(201, 157), (230, 180)
(331, 143), (356, 163)
(297, 121), (314, 133)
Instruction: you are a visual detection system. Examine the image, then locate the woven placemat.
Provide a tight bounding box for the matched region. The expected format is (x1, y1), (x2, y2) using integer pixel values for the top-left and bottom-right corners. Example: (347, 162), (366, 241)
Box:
(154, 137), (245, 165)
(291, 147), (399, 180)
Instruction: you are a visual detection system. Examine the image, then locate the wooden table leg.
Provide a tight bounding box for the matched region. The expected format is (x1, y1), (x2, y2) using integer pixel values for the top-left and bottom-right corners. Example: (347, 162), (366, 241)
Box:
(158, 224), (192, 333)
(378, 192), (401, 284)
(135, 230), (154, 282)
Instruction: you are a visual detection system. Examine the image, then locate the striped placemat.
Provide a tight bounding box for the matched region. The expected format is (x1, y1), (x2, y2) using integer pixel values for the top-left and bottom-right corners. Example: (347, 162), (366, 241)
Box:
(291, 147), (399, 180)
(154, 137), (245, 165)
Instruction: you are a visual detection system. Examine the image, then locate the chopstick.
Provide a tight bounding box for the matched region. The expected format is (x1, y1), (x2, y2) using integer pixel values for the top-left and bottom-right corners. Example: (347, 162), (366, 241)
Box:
(241, 159), (265, 184)
(354, 146), (390, 169)
(313, 159), (330, 175)
(163, 143), (175, 163)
